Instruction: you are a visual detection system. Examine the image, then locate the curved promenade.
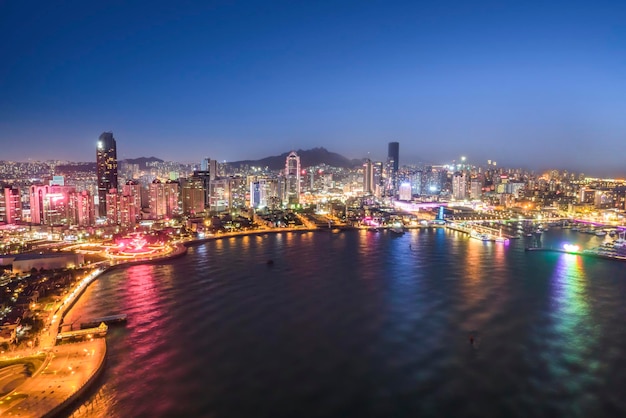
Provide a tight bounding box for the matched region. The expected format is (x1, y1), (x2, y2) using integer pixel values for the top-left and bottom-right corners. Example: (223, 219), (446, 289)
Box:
(0, 242), (189, 417)
(0, 227), (351, 416)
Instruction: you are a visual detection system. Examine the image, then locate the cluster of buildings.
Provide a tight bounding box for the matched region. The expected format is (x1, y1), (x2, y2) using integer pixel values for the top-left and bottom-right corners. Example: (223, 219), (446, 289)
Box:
(1, 134), (626, 238)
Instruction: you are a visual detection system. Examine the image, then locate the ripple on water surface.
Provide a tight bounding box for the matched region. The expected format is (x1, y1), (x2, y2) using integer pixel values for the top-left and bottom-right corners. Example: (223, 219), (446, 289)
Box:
(65, 229), (626, 418)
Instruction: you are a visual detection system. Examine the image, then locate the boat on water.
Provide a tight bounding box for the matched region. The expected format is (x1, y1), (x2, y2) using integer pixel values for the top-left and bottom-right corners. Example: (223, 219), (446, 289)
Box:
(495, 228), (509, 243)
(595, 230), (607, 237)
(390, 227), (405, 235)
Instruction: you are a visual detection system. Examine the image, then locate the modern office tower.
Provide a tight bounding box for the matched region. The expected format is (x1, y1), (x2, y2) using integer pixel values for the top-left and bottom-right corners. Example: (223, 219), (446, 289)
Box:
(386, 142), (399, 196)
(3, 186), (23, 224)
(180, 177), (205, 216)
(363, 159), (374, 195)
(97, 132), (119, 218)
(148, 179), (180, 219)
(250, 178), (279, 209)
(285, 151), (301, 205)
(452, 172), (467, 200)
(68, 190), (94, 226)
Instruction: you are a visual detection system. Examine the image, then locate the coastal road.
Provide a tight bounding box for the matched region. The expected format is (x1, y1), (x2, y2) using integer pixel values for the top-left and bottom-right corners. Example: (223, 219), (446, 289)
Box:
(0, 339), (105, 417)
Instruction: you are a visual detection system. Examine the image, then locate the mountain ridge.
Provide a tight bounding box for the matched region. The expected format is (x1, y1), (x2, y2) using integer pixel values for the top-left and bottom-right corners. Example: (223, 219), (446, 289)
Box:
(226, 147), (363, 170)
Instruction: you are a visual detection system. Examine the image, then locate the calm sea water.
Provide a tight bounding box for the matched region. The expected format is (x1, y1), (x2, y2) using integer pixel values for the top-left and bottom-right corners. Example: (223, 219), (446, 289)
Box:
(63, 228), (626, 418)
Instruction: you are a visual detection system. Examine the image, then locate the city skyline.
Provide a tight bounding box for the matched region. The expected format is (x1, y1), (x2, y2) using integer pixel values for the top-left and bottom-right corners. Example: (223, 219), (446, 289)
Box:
(2, 1), (626, 176)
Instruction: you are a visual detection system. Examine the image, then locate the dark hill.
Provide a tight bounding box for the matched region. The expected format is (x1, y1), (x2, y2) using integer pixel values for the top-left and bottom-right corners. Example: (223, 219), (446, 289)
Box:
(228, 148), (362, 170)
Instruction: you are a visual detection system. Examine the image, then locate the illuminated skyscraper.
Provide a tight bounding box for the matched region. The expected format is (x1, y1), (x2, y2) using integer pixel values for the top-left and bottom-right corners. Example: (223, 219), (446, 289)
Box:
(363, 159), (374, 195)
(386, 142), (399, 197)
(97, 132), (118, 218)
(285, 151), (301, 205)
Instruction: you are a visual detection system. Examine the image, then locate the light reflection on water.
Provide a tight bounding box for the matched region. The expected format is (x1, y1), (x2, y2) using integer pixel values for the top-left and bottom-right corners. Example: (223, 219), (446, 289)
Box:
(65, 228), (626, 418)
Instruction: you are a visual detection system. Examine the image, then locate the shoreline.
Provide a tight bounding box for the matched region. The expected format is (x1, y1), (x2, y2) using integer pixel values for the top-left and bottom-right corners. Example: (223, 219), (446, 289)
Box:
(2, 223), (448, 416)
(0, 226), (328, 416)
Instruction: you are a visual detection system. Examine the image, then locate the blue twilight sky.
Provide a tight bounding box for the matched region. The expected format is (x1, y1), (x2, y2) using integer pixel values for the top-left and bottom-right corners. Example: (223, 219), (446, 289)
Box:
(1, 0), (626, 175)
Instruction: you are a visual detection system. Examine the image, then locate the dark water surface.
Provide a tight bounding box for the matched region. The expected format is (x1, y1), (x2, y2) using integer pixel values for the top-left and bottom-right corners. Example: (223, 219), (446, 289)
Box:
(64, 228), (626, 418)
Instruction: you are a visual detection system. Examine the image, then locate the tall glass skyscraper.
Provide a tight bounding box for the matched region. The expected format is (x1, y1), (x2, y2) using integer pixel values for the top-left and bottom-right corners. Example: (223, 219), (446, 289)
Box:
(386, 141), (399, 197)
(96, 132), (118, 217)
(285, 151), (301, 205)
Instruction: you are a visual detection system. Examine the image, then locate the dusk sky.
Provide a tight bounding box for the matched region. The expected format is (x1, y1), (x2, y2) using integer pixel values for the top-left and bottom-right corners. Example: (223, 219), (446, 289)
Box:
(2, 0), (626, 175)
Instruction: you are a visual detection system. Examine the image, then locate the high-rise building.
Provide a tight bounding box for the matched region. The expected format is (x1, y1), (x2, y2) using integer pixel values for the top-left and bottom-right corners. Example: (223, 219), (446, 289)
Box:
(68, 190), (94, 226)
(106, 189), (119, 224)
(148, 179), (180, 219)
(386, 142), (399, 197)
(250, 178), (280, 209)
(29, 185), (75, 225)
(2, 186), (22, 224)
(180, 177), (205, 216)
(97, 132), (118, 218)
(363, 159), (374, 195)
(285, 151), (301, 205)
(452, 172), (467, 201)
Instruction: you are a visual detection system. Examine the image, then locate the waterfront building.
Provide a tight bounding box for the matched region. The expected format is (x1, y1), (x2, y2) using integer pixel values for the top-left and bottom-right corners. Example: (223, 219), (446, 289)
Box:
(96, 132), (118, 218)
(180, 177), (206, 216)
(10, 252), (84, 274)
(209, 176), (245, 213)
(285, 151), (301, 206)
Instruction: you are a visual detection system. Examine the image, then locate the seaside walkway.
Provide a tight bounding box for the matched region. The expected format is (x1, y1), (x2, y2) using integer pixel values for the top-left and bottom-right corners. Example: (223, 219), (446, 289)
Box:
(0, 339), (106, 417)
